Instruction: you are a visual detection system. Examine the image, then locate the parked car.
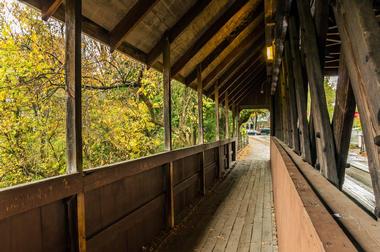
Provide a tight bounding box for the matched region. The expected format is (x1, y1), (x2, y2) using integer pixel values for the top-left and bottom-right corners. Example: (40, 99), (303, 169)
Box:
(260, 128), (270, 135)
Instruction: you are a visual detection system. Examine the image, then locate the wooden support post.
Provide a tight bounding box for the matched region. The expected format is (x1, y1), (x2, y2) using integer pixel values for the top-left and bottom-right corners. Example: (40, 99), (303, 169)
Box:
(163, 36), (174, 227)
(197, 65), (204, 145)
(332, 52), (356, 189)
(197, 65), (206, 195)
(284, 40), (300, 154)
(232, 104), (236, 138)
(215, 85), (220, 141)
(224, 93), (229, 139)
(279, 63), (289, 145)
(65, 0), (85, 251)
(333, 0), (380, 216)
(270, 95), (275, 136)
(289, 15), (312, 163)
(297, 0), (339, 186)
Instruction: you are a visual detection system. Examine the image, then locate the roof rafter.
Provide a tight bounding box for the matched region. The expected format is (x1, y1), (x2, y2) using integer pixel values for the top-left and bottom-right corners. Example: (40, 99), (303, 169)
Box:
(146, 0), (212, 66)
(220, 60), (265, 99)
(202, 30), (264, 90)
(185, 3), (264, 85)
(109, 0), (160, 51)
(42, 0), (63, 21)
(206, 41), (265, 96)
(171, 0), (250, 76)
(231, 73), (266, 104)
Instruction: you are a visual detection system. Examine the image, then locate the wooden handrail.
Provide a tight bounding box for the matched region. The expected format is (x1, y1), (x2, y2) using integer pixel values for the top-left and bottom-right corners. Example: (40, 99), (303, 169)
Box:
(0, 138), (236, 221)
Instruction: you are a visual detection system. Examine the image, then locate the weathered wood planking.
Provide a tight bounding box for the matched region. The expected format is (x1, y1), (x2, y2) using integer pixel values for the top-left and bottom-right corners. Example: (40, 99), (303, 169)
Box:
(332, 52), (356, 189)
(297, 0), (339, 185)
(0, 137), (236, 252)
(333, 0), (380, 217)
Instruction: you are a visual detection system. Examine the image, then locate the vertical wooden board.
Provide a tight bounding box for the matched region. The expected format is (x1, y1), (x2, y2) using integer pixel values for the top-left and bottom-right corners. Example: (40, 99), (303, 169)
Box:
(41, 200), (68, 251)
(205, 164), (217, 190)
(0, 218), (11, 251)
(11, 208), (42, 251)
(84, 189), (102, 237)
(173, 154), (201, 185)
(85, 166), (164, 236)
(87, 195), (165, 252)
(174, 178), (201, 221)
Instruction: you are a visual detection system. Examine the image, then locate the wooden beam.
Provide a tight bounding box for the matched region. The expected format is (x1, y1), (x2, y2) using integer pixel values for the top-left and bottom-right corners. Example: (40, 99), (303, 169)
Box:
(215, 85), (220, 141)
(203, 30), (264, 90)
(42, 0), (63, 21)
(224, 64), (266, 102)
(109, 0), (159, 51)
(231, 73), (266, 104)
(297, 0), (339, 186)
(207, 41), (265, 96)
(162, 36), (174, 228)
(284, 40), (300, 154)
(279, 62), (290, 145)
(333, 0), (380, 217)
(233, 77), (264, 105)
(332, 52), (356, 189)
(163, 37), (172, 151)
(224, 94), (229, 138)
(185, 4), (264, 85)
(147, 0), (212, 65)
(65, 0), (82, 174)
(197, 65), (204, 144)
(313, 0), (330, 68)
(65, 1), (85, 251)
(171, 0), (250, 76)
(218, 56), (264, 98)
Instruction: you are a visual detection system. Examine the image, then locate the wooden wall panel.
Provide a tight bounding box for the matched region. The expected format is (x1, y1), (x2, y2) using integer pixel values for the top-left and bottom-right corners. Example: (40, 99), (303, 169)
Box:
(173, 154), (201, 185)
(0, 200), (68, 252)
(85, 166), (164, 237)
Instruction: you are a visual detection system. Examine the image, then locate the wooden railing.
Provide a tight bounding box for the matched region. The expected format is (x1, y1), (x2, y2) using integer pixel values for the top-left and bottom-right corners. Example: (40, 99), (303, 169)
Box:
(0, 138), (237, 252)
(272, 137), (380, 252)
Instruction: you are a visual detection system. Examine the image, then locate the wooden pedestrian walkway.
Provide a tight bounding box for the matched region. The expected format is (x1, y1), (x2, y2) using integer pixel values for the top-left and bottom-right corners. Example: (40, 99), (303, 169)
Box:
(157, 137), (277, 252)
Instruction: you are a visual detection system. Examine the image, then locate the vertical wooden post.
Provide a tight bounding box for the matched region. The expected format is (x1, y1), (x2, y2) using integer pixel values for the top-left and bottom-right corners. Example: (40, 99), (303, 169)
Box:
(297, 0), (339, 186)
(66, 0), (82, 174)
(279, 63), (289, 145)
(288, 16), (312, 164)
(65, 0), (85, 251)
(197, 65), (206, 195)
(224, 94), (231, 169)
(332, 52), (356, 189)
(163, 36), (174, 227)
(197, 65), (204, 145)
(284, 40), (300, 154)
(215, 85), (220, 141)
(224, 93), (229, 139)
(232, 104), (236, 138)
(270, 95), (275, 136)
(333, 0), (380, 216)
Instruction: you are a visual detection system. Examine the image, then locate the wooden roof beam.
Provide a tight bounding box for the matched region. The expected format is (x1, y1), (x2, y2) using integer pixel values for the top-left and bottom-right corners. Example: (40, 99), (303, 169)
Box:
(42, 0), (63, 21)
(109, 0), (160, 51)
(228, 67), (266, 102)
(232, 73), (266, 105)
(220, 62), (265, 100)
(185, 3), (264, 85)
(221, 69), (265, 106)
(146, 0), (212, 66)
(171, 0), (250, 76)
(206, 41), (265, 96)
(202, 30), (264, 91)
(218, 57), (265, 98)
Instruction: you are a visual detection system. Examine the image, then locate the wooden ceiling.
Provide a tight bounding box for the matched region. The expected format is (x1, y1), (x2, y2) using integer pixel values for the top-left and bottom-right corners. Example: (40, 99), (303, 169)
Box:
(20, 0), (269, 108)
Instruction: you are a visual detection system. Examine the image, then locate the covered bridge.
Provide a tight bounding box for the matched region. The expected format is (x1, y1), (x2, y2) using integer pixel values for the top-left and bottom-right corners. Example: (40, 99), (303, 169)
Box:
(1, 0), (380, 251)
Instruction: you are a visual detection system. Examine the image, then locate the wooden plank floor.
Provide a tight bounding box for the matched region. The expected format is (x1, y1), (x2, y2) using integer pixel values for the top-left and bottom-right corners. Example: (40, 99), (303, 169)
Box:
(157, 136), (277, 252)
